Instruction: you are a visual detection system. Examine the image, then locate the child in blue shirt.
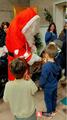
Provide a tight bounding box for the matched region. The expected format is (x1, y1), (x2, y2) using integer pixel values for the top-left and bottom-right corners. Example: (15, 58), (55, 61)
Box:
(39, 42), (61, 118)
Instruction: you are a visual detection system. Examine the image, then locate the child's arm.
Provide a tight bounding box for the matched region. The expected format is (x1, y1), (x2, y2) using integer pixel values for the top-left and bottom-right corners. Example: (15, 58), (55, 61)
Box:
(3, 82), (10, 103)
(39, 64), (49, 89)
(45, 32), (52, 44)
(30, 80), (38, 95)
(23, 69), (31, 80)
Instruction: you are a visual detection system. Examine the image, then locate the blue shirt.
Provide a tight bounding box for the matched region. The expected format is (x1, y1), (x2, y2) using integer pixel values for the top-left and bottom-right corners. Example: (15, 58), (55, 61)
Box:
(39, 61), (61, 90)
(45, 32), (57, 45)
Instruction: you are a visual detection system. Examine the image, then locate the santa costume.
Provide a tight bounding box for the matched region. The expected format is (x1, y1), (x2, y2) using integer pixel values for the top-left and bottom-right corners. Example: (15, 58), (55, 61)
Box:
(6, 7), (41, 80)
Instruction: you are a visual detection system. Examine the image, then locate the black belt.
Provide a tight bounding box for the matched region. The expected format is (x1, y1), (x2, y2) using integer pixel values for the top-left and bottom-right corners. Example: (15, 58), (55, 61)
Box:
(8, 51), (14, 57)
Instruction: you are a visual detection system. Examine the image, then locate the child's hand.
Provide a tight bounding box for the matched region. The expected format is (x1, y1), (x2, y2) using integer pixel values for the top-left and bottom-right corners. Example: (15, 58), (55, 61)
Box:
(24, 70), (31, 80)
(25, 74), (31, 80)
(41, 58), (47, 64)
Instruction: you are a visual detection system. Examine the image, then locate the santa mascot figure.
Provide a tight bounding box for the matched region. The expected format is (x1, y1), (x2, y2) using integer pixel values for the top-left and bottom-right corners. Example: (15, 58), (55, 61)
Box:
(6, 7), (41, 81)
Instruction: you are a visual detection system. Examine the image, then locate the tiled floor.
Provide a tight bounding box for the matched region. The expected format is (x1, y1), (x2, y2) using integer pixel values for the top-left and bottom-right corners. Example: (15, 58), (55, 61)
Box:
(0, 79), (67, 120)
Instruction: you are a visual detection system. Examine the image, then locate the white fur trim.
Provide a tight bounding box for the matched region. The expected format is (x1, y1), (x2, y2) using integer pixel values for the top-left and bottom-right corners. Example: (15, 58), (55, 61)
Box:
(22, 15), (40, 33)
(19, 51), (31, 59)
(14, 49), (19, 55)
(23, 51), (31, 59)
(27, 53), (41, 65)
(23, 51), (30, 59)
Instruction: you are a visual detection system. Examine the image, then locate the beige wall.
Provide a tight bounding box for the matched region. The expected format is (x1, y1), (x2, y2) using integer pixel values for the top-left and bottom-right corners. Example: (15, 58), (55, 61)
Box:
(30, 0), (53, 25)
(0, 0), (54, 25)
(0, 0), (65, 36)
(0, 0), (30, 25)
(10, 0), (30, 7)
(0, 0), (14, 24)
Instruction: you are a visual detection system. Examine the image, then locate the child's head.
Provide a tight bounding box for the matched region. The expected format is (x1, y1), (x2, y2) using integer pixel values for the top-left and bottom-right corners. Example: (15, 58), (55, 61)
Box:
(45, 42), (58, 60)
(9, 58), (29, 79)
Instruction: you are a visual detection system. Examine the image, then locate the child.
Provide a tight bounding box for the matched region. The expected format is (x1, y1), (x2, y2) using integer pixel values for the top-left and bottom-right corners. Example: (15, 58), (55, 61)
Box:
(3, 58), (38, 120)
(39, 42), (61, 118)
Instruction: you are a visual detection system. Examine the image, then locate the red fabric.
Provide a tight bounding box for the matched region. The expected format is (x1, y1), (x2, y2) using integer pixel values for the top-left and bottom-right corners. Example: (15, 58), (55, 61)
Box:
(8, 56), (15, 81)
(6, 8), (38, 80)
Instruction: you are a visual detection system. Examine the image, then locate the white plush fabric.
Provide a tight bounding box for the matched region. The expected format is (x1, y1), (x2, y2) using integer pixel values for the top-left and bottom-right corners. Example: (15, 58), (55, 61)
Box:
(28, 53), (41, 65)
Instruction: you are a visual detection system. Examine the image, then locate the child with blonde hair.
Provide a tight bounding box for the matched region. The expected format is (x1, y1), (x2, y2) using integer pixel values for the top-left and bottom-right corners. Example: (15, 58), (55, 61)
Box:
(39, 42), (61, 118)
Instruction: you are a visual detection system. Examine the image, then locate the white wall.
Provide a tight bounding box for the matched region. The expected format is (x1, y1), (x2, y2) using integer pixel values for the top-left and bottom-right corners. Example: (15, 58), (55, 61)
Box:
(40, 25), (48, 49)
(53, 1), (65, 35)
(55, 5), (64, 35)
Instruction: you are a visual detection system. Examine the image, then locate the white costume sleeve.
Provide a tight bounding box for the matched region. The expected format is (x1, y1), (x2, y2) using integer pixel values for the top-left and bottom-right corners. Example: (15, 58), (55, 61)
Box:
(28, 53), (41, 65)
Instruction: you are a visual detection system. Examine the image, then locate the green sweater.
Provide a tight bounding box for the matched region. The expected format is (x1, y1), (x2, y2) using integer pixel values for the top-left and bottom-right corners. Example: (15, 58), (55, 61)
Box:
(3, 79), (38, 118)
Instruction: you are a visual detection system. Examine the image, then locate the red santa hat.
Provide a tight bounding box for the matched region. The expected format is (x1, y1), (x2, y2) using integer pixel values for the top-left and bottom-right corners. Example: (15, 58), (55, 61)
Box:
(6, 7), (41, 65)
(14, 7), (40, 34)
(21, 8), (40, 33)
